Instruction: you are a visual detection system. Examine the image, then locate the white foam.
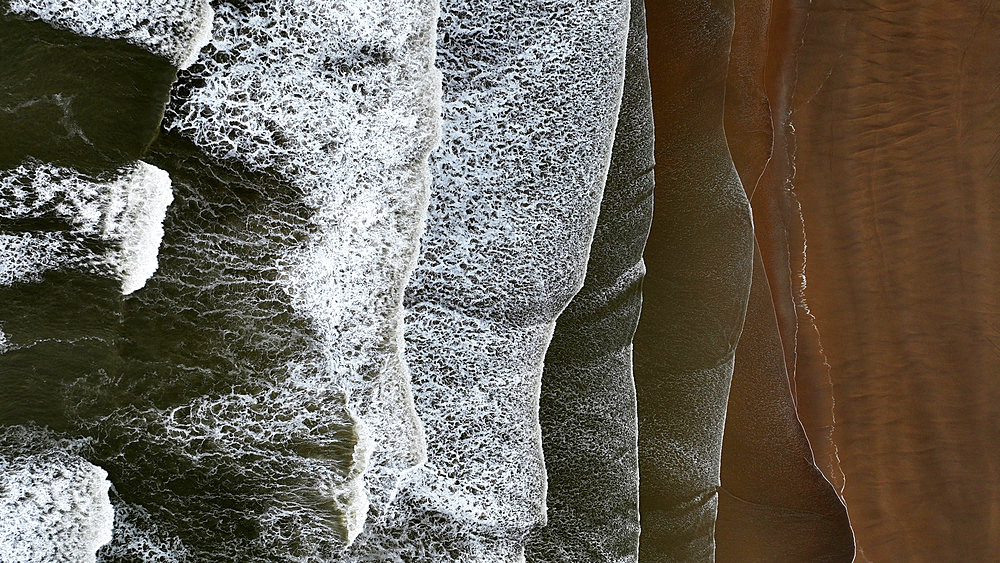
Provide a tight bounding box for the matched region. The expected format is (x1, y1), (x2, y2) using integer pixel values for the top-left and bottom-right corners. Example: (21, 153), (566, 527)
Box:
(0, 231), (70, 286)
(0, 428), (114, 563)
(0, 161), (173, 294)
(344, 0), (631, 558)
(96, 501), (192, 563)
(5, 0), (214, 68)
(165, 0), (442, 541)
(110, 164), (173, 294)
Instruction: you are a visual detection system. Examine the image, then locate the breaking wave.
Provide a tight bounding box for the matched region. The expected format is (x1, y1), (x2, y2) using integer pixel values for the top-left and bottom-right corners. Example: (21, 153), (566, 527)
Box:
(0, 427), (114, 563)
(0, 161), (173, 295)
(162, 0), (442, 542)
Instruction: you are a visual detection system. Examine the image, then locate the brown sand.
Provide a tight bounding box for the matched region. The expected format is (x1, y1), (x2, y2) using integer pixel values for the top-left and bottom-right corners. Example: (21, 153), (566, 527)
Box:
(640, 0), (854, 559)
(716, 0), (857, 559)
(717, 0), (1000, 560)
(776, 1), (1000, 560)
(716, 245), (855, 562)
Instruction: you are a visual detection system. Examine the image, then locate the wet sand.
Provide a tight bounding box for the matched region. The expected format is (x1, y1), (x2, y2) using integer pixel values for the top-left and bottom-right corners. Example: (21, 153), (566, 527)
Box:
(640, 0), (854, 559)
(773, 1), (1000, 560)
(718, 0), (856, 559)
(714, 0), (1000, 560)
(716, 245), (854, 562)
(641, 0), (1000, 559)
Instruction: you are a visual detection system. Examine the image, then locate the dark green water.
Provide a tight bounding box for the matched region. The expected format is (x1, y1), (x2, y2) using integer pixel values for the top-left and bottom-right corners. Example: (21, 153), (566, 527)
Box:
(0, 15), (175, 429)
(0, 15), (176, 172)
(1, 14), (359, 559)
(1, 2), (653, 561)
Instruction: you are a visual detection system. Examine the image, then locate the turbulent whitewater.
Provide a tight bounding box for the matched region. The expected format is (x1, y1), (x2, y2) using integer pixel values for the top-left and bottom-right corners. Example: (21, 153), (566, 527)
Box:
(0, 427), (114, 563)
(3, 0), (442, 555)
(160, 0), (441, 549)
(0, 161), (173, 295)
(0, 0), (642, 560)
(6, 0), (213, 68)
(341, 0), (632, 559)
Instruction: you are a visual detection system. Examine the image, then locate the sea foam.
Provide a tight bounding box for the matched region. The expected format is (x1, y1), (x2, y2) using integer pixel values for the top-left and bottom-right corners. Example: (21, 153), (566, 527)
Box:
(525, 2), (653, 559)
(5, 0), (213, 68)
(0, 427), (114, 563)
(344, 0), (632, 559)
(0, 161), (173, 294)
(163, 0), (441, 545)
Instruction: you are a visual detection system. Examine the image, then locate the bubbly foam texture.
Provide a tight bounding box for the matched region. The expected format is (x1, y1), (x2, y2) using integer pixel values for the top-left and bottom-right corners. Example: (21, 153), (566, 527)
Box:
(113, 165), (173, 294)
(87, 389), (363, 559)
(0, 427), (114, 563)
(97, 501), (192, 562)
(0, 161), (173, 294)
(5, 0), (213, 68)
(164, 0), (441, 543)
(344, 1), (631, 558)
(526, 7), (655, 554)
(60, 161), (371, 558)
(0, 231), (71, 286)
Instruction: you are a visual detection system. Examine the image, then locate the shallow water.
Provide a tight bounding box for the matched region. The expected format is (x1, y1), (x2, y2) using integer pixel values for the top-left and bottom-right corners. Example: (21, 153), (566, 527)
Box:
(714, 0), (855, 559)
(636, 1), (754, 560)
(525, 0), (652, 559)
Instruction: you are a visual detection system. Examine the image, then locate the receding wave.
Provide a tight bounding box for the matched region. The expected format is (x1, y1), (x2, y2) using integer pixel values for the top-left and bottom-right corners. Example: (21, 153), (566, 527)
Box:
(343, 1), (632, 559)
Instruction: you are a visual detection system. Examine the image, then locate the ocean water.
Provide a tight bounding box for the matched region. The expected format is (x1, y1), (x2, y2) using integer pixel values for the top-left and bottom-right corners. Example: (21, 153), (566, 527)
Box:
(0, 0), (645, 560)
(1, 13), (189, 559)
(525, 0), (652, 559)
(636, 0), (755, 559)
(0, 16), (178, 171)
(339, 0), (630, 560)
(6, 0), (213, 69)
(2, 0), (439, 558)
(162, 0), (441, 545)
